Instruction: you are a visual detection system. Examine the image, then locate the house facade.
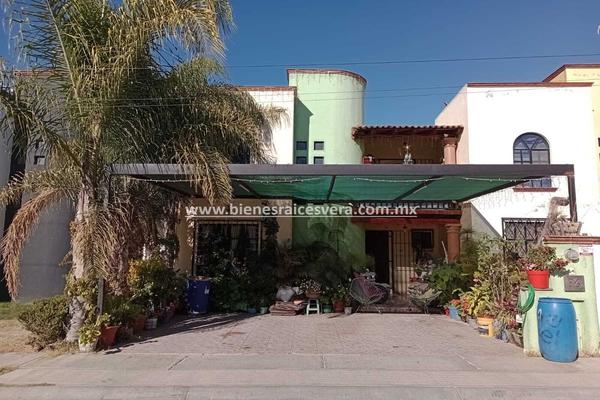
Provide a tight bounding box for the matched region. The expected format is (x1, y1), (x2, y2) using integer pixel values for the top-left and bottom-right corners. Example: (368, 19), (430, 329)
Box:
(3, 65), (596, 301)
(436, 79), (600, 253)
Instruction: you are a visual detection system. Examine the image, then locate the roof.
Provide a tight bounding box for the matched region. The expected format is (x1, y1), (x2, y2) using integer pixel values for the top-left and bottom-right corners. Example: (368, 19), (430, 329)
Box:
(109, 163), (574, 203)
(287, 69), (367, 86)
(239, 86), (296, 92)
(467, 82), (593, 88)
(544, 64), (600, 82)
(352, 125), (463, 139)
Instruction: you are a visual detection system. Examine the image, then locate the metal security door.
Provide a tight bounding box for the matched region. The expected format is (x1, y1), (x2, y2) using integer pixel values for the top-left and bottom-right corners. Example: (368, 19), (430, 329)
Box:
(392, 229), (415, 295)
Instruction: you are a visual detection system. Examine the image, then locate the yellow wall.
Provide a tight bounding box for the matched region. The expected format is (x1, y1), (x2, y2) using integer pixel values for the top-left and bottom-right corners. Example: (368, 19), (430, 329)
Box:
(175, 198), (293, 275)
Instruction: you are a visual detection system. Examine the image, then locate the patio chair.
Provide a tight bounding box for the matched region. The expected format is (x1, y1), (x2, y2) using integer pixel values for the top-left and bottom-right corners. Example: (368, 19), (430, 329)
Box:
(349, 275), (389, 313)
(407, 282), (441, 314)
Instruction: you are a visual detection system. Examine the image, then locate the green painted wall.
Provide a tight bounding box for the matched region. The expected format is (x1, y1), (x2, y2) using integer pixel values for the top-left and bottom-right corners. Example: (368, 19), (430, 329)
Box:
(288, 70), (365, 164)
(288, 70), (367, 265)
(522, 243), (600, 356)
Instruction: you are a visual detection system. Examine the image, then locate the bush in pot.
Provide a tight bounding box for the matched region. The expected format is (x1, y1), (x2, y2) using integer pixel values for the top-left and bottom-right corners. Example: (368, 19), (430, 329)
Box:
(78, 318), (101, 352)
(332, 284), (349, 313)
(518, 245), (569, 289)
(97, 313), (120, 348)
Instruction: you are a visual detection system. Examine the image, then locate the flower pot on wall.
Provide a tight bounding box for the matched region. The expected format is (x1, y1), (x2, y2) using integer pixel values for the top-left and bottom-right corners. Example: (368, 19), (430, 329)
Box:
(527, 270), (550, 289)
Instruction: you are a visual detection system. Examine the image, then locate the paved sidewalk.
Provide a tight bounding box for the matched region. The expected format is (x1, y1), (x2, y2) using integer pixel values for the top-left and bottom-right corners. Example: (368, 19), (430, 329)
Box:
(1, 314), (599, 399)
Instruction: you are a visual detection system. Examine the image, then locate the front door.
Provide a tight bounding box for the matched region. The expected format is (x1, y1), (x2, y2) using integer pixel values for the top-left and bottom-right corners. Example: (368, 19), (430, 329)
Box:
(365, 230), (390, 285)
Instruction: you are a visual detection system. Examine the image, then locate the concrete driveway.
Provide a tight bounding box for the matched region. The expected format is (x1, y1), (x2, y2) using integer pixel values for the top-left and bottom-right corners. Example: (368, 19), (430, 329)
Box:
(1, 313), (600, 399)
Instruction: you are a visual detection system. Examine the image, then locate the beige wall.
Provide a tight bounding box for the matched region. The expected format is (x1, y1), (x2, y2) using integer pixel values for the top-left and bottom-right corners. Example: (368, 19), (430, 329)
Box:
(175, 198), (293, 275)
(435, 86), (469, 164)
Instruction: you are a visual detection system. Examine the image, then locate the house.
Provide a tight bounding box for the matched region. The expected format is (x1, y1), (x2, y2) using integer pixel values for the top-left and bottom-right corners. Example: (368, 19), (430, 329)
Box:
(436, 76), (600, 253)
(1, 66), (588, 302)
(170, 69), (576, 298)
(0, 125), (72, 302)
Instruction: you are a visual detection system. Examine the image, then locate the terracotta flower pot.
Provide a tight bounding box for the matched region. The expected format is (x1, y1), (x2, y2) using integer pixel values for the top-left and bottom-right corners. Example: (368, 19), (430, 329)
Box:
(100, 325), (120, 347)
(132, 315), (147, 334)
(527, 270), (550, 289)
(333, 300), (345, 313)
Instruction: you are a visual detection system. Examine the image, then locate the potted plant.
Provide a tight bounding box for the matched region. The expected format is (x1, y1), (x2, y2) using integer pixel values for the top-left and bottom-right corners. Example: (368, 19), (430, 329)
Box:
(332, 284), (349, 313)
(519, 245), (569, 289)
(447, 299), (461, 321)
(98, 313), (120, 348)
(78, 318), (101, 352)
(300, 279), (321, 300)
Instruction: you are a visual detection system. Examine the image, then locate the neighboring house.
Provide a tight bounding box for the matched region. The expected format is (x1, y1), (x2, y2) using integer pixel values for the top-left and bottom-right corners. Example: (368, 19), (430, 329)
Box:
(436, 77), (600, 253)
(0, 134), (72, 301)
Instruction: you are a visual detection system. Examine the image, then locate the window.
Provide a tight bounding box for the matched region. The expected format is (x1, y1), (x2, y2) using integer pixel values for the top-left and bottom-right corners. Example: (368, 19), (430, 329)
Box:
(513, 133), (551, 188)
(502, 218), (545, 256)
(33, 140), (46, 166)
(313, 156), (324, 165)
(295, 156), (307, 164)
(411, 229), (433, 249)
(193, 221), (259, 275)
(314, 141), (324, 150)
(296, 141), (307, 150)
(411, 229), (434, 263)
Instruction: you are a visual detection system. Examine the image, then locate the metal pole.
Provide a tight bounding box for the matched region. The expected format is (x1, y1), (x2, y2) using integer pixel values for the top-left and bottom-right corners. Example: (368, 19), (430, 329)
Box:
(567, 174), (578, 222)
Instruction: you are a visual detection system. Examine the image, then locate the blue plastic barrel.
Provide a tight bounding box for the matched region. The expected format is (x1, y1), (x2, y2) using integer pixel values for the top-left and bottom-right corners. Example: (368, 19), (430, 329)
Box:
(187, 279), (211, 314)
(537, 298), (578, 363)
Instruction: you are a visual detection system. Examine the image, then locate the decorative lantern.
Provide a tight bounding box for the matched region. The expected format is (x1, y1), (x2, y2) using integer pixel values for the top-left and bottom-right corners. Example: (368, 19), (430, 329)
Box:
(362, 154), (375, 164)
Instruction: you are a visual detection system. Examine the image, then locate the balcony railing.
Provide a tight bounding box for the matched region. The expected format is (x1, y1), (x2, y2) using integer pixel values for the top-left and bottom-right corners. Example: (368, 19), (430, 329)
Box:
(372, 158), (437, 165)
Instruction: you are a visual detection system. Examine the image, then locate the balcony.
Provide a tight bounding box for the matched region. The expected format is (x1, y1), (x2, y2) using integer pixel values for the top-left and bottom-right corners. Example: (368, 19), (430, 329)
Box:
(352, 125), (463, 165)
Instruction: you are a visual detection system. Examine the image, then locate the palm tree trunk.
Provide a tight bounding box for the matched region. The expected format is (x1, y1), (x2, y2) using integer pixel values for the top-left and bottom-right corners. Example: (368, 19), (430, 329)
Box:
(65, 188), (90, 342)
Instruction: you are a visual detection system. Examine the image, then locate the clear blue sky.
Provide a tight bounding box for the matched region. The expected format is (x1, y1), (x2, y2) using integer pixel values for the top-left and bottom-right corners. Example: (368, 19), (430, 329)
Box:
(2, 1), (600, 125)
(225, 0), (600, 124)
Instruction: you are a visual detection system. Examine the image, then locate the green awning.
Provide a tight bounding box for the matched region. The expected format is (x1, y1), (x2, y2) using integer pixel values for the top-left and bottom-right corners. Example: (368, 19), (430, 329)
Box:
(109, 163), (575, 203)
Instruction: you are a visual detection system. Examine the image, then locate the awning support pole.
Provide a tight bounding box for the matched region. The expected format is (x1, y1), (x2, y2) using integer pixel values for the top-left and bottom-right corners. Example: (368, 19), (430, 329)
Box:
(567, 174), (578, 222)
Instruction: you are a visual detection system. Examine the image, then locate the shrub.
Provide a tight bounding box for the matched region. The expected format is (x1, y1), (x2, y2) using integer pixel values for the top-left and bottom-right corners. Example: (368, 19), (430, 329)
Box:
(18, 295), (69, 350)
(104, 295), (144, 325)
(128, 257), (186, 309)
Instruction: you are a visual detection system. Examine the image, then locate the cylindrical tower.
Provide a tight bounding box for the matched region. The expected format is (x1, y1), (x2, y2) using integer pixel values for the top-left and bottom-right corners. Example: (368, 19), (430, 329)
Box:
(288, 69), (366, 164)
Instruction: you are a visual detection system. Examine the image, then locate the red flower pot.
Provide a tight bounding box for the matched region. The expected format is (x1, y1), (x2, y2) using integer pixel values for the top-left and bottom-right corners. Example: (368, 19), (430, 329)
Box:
(527, 270), (550, 289)
(333, 300), (345, 313)
(100, 325), (120, 347)
(132, 315), (146, 334)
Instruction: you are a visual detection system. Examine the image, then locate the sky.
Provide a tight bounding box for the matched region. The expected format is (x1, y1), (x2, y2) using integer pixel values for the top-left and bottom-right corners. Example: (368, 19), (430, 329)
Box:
(2, 1), (600, 125)
(224, 0), (600, 124)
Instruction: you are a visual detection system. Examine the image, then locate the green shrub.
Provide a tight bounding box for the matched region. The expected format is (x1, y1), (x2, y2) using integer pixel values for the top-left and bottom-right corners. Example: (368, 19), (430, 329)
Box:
(18, 295), (69, 350)
(128, 257), (186, 309)
(104, 295), (144, 325)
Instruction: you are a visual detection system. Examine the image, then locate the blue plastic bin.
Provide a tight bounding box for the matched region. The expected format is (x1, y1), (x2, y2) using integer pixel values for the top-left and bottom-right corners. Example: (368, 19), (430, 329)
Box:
(187, 279), (211, 314)
(537, 298), (578, 363)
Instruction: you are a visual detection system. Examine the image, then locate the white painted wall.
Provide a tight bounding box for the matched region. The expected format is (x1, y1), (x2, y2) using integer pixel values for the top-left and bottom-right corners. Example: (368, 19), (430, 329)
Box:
(246, 88), (295, 164)
(437, 84), (600, 236)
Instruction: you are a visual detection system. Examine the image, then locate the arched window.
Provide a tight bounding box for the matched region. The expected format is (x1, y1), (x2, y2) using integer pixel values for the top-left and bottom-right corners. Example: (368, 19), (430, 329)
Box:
(513, 133), (551, 188)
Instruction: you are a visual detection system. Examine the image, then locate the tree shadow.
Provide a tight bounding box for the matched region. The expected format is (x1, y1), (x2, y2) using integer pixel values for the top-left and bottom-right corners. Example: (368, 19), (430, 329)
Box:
(111, 313), (257, 351)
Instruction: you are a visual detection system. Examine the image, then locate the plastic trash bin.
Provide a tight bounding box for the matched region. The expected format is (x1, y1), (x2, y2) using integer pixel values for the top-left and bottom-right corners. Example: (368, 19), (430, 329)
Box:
(187, 279), (211, 314)
(537, 297), (578, 363)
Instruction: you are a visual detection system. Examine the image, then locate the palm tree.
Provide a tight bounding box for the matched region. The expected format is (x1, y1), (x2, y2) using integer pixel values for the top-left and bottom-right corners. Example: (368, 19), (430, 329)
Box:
(0, 0), (276, 340)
